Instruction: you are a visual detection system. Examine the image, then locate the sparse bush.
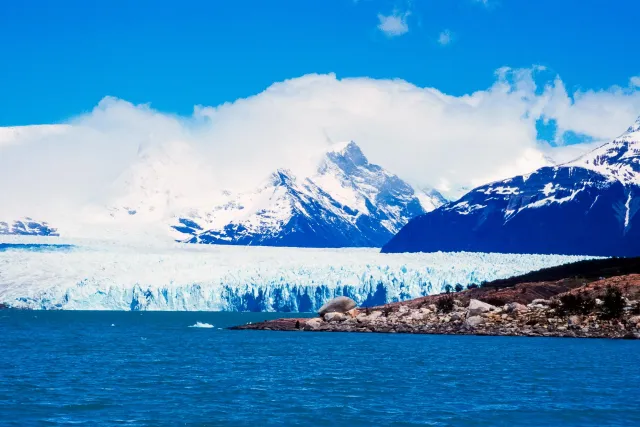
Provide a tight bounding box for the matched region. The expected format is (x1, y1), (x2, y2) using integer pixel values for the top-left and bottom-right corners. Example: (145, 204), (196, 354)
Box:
(444, 284), (453, 294)
(600, 286), (624, 320)
(454, 284), (464, 293)
(466, 284), (479, 290)
(436, 295), (455, 313)
(559, 293), (596, 315)
(549, 299), (562, 313)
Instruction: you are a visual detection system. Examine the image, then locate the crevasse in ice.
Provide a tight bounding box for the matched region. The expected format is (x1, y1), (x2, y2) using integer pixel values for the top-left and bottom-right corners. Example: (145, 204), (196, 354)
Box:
(0, 239), (594, 311)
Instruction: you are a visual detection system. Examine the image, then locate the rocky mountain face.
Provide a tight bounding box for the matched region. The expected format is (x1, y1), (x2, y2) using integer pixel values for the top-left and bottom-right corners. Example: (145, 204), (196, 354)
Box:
(382, 117), (640, 257)
(0, 218), (58, 236)
(174, 141), (445, 247)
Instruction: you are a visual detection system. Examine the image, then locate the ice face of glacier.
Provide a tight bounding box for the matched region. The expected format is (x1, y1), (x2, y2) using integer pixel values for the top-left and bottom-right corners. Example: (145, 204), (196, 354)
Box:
(0, 238), (595, 311)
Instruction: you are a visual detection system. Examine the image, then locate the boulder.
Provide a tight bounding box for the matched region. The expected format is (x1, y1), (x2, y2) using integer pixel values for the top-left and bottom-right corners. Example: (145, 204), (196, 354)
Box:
(305, 318), (324, 330)
(367, 311), (383, 320)
(506, 302), (529, 313)
(568, 315), (582, 326)
(531, 299), (551, 306)
(324, 312), (347, 322)
(468, 299), (496, 316)
(318, 296), (357, 316)
(628, 315), (640, 326)
(465, 316), (484, 328)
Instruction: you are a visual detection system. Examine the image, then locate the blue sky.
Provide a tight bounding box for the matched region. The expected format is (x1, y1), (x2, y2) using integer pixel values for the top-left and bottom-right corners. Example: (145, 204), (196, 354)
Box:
(1, 0), (639, 127)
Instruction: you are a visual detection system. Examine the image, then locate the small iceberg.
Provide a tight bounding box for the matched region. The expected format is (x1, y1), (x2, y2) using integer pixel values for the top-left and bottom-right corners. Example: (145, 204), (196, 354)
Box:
(188, 322), (214, 329)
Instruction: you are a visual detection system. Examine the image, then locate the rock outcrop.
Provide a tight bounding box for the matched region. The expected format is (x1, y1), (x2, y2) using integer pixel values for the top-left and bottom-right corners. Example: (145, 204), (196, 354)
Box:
(318, 296), (356, 316)
(231, 275), (640, 339)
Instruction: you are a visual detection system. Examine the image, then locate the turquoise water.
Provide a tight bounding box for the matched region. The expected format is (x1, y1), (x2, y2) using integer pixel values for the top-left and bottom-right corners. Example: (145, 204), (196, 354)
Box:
(1, 311), (639, 426)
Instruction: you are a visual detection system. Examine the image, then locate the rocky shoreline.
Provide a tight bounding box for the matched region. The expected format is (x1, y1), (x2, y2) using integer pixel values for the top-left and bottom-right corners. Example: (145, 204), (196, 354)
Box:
(231, 275), (640, 339)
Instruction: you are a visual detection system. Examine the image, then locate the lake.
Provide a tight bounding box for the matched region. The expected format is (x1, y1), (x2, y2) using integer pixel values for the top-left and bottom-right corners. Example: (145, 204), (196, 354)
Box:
(1, 311), (639, 426)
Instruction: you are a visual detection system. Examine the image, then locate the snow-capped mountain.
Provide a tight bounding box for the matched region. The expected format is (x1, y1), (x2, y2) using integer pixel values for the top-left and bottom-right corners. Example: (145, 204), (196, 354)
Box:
(173, 141), (446, 247)
(382, 116), (640, 257)
(0, 218), (59, 236)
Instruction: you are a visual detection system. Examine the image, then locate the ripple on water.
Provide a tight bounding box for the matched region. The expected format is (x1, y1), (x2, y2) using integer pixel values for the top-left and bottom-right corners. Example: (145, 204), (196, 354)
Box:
(1, 311), (639, 426)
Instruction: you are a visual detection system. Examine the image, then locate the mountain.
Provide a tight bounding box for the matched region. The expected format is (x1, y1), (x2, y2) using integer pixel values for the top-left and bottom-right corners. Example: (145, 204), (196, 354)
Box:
(0, 218), (59, 236)
(172, 141), (446, 247)
(382, 117), (640, 257)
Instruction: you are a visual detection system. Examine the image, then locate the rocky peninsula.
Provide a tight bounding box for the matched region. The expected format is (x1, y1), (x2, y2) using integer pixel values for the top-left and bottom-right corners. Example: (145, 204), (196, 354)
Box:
(231, 274), (640, 339)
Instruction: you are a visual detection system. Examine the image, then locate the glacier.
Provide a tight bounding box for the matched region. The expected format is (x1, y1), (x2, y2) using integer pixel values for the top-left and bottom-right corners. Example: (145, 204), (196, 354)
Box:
(0, 237), (595, 311)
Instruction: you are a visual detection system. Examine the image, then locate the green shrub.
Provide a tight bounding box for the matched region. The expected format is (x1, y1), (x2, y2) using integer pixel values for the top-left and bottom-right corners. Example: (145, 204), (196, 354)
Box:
(436, 295), (455, 313)
(559, 293), (595, 315)
(454, 284), (464, 293)
(600, 286), (624, 320)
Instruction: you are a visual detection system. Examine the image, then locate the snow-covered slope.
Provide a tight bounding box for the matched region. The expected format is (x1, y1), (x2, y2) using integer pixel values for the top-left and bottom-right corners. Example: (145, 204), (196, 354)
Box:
(172, 141), (445, 247)
(0, 218), (58, 236)
(383, 117), (640, 257)
(0, 238), (591, 311)
(0, 140), (443, 246)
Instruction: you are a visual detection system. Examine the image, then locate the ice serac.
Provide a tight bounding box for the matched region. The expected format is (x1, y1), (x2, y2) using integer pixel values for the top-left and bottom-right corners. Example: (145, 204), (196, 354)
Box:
(0, 218), (58, 236)
(382, 116), (640, 257)
(0, 240), (593, 311)
(173, 141), (446, 247)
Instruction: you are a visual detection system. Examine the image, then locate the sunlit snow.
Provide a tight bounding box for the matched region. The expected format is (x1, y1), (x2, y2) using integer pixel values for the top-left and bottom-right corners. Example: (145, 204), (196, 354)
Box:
(0, 237), (595, 311)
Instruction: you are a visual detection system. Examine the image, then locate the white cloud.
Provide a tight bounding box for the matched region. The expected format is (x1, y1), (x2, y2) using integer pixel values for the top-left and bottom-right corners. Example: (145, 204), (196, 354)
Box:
(377, 10), (410, 37)
(438, 29), (453, 45)
(1, 69), (640, 226)
(631, 76), (640, 88)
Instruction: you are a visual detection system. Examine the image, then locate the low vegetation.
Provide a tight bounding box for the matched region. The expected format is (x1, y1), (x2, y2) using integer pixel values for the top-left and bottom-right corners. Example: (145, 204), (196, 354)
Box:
(556, 293), (595, 315)
(479, 257), (640, 290)
(436, 295), (455, 313)
(600, 286), (625, 320)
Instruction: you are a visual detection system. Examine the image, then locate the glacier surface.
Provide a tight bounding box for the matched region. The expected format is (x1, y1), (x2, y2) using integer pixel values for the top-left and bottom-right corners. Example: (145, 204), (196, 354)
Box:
(0, 237), (594, 311)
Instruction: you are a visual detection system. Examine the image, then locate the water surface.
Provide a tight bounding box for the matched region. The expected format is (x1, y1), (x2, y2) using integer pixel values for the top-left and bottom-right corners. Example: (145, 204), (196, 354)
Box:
(1, 311), (638, 426)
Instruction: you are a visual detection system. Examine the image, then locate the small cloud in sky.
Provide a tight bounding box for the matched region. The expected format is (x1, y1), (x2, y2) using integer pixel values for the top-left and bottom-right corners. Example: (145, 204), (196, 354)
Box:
(631, 76), (640, 88)
(438, 30), (453, 46)
(377, 10), (410, 37)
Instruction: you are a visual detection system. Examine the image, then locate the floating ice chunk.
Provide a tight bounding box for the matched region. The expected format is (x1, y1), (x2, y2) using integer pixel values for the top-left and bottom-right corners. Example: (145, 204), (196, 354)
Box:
(189, 322), (214, 328)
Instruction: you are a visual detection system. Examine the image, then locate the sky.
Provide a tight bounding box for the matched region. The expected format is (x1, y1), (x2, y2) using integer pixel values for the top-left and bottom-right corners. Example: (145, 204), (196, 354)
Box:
(1, 0), (639, 126)
(1, 0), (640, 223)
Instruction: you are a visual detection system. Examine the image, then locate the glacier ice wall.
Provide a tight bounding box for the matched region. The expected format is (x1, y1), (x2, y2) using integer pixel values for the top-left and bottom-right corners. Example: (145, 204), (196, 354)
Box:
(0, 239), (595, 311)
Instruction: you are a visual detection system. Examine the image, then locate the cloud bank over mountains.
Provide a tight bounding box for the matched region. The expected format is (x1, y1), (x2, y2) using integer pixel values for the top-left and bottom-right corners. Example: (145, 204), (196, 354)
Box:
(1, 68), (640, 223)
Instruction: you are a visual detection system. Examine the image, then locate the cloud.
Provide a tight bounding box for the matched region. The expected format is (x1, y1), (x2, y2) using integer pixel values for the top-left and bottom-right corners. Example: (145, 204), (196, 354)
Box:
(377, 10), (410, 37)
(631, 76), (640, 88)
(1, 69), (640, 227)
(438, 30), (453, 45)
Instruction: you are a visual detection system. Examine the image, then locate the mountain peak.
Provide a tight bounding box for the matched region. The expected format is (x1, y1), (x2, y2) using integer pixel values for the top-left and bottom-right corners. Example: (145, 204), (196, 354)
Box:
(626, 116), (640, 134)
(269, 168), (295, 187)
(326, 141), (367, 167)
